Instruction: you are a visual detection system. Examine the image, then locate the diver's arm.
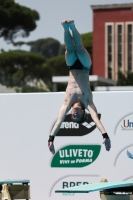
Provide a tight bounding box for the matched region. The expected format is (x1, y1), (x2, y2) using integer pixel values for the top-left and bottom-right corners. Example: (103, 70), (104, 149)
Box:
(86, 101), (106, 134)
(50, 102), (70, 136)
(86, 101), (111, 151)
(48, 102), (70, 154)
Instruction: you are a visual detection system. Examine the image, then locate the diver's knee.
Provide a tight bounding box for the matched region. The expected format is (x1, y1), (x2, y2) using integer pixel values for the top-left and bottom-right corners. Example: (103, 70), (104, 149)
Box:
(66, 47), (75, 54)
(75, 46), (85, 54)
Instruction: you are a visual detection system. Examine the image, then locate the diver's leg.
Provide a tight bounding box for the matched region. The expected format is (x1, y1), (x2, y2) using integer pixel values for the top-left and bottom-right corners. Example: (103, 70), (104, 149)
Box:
(61, 20), (77, 66)
(67, 20), (92, 70)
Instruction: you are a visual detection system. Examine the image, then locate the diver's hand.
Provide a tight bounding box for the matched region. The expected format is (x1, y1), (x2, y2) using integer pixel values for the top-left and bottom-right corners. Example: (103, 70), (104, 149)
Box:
(48, 135), (55, 154)
(103, 138), (111, 151)
(48, 141), (55, 154)
(102, 133), (111, 151)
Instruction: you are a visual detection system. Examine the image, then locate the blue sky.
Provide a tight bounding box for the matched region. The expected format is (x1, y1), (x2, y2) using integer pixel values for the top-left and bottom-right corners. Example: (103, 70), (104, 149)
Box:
(0, 0), (133, 51)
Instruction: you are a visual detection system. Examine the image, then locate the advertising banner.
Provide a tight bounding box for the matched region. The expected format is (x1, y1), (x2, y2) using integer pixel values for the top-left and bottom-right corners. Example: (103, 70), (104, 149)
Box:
(0, 92), (133, 200)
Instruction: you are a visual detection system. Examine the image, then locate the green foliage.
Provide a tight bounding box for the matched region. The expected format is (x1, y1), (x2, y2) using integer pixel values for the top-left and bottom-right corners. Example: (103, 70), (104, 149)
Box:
(126, 72), (133, 85)
(12, 41), (26, 46)
(117, 71), (127, 86)
(0, 51), (46, 81)
(0, 0), (39, 41)
(45, 55), (68, 76)
(27, 38), (61, 59)
(36, 55), (69, 91)
(21, 85), (48, 93)
(81, 32), (92, 57)
(81, 32), (93, 74)
(117, 71), (133, 86)
(0, 50), (46, 68)
(12, 86), (21, 93)
(59, 44), (66, 55)
(81, 32), (92, 49)
(57, 83), (67, 92)
(12, 69), (24, 85)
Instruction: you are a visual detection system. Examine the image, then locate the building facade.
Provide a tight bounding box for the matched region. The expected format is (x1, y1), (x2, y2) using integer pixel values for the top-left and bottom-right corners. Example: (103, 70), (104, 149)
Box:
(91, 3), (133, 81)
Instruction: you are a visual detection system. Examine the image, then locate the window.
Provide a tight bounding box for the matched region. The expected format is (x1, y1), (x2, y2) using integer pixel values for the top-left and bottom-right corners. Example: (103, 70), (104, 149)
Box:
(127, 24), (132, 71)
(117, 25), (123, 69)
(107, 25), (113, 79)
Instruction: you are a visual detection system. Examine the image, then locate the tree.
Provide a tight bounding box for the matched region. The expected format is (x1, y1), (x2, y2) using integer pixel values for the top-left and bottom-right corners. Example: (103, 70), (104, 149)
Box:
(82, 32), (92, 54)
(42, 55), (69, 91)
(117, 71), (127, 86)
(45, 55), (68, 76)
(0, 51), (46, 86)
(27, 38), (61, 59)
(81, 32), (93, 74)
(59, 44), (66, 55)
(0, 0), (39, 41)
(12, 41), (26, 48)
(117, 71), (133, 86)
(126, 72), (133, 85)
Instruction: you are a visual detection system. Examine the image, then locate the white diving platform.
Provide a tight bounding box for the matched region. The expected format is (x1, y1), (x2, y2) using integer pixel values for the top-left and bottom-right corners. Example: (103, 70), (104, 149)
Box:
(0, 179), (30, 200)
(55, 180), (133, 193)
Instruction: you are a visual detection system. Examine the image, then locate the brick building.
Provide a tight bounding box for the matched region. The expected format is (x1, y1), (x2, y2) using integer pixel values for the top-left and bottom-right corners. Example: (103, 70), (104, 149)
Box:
(91, 3), (133, 81)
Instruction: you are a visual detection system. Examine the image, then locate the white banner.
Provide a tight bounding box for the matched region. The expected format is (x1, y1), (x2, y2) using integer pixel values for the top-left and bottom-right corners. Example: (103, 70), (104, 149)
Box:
(0, 92), (133, 200)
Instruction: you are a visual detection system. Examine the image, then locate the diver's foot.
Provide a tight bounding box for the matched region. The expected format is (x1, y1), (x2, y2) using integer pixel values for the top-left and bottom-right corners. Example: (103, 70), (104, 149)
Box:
(67, 19), (75, 30)
(61, 20), (69, 30)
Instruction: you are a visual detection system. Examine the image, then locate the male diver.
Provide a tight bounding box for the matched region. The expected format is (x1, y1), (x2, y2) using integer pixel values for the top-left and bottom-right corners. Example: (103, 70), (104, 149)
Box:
(48, 20), (111, 154)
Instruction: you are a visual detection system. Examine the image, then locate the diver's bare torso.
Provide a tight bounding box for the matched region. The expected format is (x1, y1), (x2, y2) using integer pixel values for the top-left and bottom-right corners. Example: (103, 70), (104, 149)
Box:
(64, 69), (92, 108)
